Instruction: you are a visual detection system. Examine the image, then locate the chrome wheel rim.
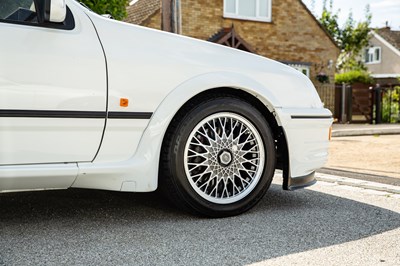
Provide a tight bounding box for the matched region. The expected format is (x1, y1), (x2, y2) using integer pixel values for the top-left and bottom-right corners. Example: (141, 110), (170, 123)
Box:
(184, 112), (265, 204)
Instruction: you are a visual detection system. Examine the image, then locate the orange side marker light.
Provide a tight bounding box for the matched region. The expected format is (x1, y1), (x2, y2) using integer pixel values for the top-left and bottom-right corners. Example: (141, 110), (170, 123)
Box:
(329, 126), (332, 141)
(120, 98), (129, 107)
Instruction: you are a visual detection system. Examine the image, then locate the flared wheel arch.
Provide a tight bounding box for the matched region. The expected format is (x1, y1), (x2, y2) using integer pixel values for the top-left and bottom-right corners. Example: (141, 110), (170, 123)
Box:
(159, 87), (290, 206)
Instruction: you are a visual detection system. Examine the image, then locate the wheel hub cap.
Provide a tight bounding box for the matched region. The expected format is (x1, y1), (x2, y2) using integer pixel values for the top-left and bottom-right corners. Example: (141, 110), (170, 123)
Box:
(218, 150), (233, 167)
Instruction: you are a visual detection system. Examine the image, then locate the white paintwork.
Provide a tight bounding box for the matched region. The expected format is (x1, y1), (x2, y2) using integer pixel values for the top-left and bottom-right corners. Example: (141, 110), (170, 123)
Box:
(0, 118), (104, 165)
(94, 119), (149, 163)
(275, 108), (333, 178)
(88, 12), (323, 112)
(0, 0), (332, 194)
(49, 0), (67, 22)
(0, 163), (77, 192)
(0, 2), (106, 165)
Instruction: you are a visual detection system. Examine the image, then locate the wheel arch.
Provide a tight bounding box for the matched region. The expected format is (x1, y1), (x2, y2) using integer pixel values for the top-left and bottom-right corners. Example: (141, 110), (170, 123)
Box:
(152, 71), (283, 140)
(159, 87), (290, 188)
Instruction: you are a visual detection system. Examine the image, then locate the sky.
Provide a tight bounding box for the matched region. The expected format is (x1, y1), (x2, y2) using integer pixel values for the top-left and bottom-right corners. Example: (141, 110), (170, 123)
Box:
(302, 0), (400, 30)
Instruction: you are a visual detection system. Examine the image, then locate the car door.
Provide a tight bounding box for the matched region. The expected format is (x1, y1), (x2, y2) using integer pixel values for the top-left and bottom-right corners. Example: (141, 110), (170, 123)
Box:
(0, 0), (107, 165)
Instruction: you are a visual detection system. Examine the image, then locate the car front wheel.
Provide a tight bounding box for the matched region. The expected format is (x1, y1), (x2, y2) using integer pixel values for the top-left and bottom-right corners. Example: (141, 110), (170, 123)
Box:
(160, 95), (276, 217)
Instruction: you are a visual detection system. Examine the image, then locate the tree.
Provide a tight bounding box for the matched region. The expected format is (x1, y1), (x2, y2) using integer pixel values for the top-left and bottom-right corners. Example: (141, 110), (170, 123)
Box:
(319, 0), (371, 72)
(80, 0), (129, 21)
(319, 0), (340, 45)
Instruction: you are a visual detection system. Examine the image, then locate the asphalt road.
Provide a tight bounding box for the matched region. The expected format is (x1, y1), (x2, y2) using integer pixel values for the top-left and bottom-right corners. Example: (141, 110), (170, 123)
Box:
(1, 176), (400, 266)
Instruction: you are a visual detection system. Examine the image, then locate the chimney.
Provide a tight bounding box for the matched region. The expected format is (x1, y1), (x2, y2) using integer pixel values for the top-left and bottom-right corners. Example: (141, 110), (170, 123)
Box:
(162, 0), (181, 34)
(385, 21), (391, 30)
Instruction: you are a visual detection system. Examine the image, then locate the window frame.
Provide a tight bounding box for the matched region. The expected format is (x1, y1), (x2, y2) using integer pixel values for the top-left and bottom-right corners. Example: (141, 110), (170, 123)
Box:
(289, 64), (310, 78)
(223, 0), (272, 23)
(365, 46), (381, 64)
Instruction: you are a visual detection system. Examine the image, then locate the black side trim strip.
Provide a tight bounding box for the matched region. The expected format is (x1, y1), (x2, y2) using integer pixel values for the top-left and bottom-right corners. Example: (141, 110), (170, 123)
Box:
(0, 110), (105, 119)
(291, 115), (333, 119)
(0, 110), (153, 119)
(108, 112), (153, 119)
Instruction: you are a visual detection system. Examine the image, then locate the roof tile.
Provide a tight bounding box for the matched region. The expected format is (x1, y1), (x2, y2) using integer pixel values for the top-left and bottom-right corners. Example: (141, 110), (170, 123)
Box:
(124, 0), (160, 25)
(376, 27), (400, 51)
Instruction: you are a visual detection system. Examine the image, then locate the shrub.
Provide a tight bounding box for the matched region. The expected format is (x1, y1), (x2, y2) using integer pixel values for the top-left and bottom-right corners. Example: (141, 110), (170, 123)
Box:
(335, 70), (373, 84)
(382, 87), (400, 123)
(80, 0), (128, 21)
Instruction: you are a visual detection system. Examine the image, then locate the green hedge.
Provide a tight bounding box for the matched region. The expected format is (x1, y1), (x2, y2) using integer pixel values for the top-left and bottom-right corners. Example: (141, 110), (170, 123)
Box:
(335, 70), (373, 84)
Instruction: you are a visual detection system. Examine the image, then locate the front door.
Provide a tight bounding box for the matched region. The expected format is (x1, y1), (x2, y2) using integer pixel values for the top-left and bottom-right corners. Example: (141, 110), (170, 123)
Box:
(0, 0), (107, 165)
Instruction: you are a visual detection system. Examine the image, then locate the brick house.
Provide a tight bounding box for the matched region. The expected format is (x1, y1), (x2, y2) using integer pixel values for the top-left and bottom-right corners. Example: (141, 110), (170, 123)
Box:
(125, 0), (339, 112)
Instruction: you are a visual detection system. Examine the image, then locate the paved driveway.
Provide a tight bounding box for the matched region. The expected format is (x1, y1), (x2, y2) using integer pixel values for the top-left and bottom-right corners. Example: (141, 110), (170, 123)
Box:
(1, 175), (399, 265)
(324, 135), (400, 185)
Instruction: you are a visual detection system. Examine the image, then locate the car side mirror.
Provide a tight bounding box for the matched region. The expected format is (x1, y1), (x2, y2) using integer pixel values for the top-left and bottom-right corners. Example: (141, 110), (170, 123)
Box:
(35, 0), (66, 23)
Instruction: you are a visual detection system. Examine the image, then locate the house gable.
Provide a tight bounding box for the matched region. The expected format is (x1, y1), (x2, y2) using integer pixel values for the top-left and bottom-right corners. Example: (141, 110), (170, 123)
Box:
(373, 30), (400, 58)
(366, 29), (400, 77)
(208, 26), (256, 53)
(376, 28), (400, 52)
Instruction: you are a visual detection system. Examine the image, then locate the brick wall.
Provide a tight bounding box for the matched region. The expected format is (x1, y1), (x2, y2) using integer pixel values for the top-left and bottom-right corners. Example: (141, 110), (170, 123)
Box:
(141, 10), (161, 30)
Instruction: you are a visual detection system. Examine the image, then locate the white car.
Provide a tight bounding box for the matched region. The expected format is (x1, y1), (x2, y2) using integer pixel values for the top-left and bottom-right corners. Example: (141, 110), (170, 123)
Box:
(0, 0), (332, 217)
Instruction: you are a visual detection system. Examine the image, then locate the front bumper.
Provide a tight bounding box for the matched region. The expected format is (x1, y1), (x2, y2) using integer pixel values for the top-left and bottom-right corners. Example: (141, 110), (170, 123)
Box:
(275, 108), (333, 190)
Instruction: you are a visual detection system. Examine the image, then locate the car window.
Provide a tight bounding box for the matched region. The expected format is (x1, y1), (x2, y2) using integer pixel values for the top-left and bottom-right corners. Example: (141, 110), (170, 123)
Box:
(0, 0), (38, 23)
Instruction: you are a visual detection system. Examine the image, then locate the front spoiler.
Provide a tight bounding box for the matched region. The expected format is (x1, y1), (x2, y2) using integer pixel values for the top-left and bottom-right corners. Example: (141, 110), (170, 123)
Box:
(283, 171), (316, 191)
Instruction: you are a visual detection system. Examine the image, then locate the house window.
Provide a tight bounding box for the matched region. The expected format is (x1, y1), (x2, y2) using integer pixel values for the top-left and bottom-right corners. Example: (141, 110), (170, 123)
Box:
(288, 64), (310, 78)
(224, 0), (272, 22)
(365, 46), (381, 64)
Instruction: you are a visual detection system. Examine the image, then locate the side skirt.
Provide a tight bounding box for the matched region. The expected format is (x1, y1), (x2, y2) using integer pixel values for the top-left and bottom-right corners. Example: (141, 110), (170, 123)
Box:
(0, 163), (78, 193)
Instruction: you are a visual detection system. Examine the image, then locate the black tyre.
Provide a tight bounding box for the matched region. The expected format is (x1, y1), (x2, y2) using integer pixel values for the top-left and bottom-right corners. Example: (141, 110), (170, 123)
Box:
(160, 95), (276, 217)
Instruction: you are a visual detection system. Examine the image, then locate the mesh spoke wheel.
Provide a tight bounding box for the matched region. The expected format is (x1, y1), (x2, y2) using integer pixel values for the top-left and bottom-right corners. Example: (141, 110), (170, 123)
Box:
(184, 112), (265, 204)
